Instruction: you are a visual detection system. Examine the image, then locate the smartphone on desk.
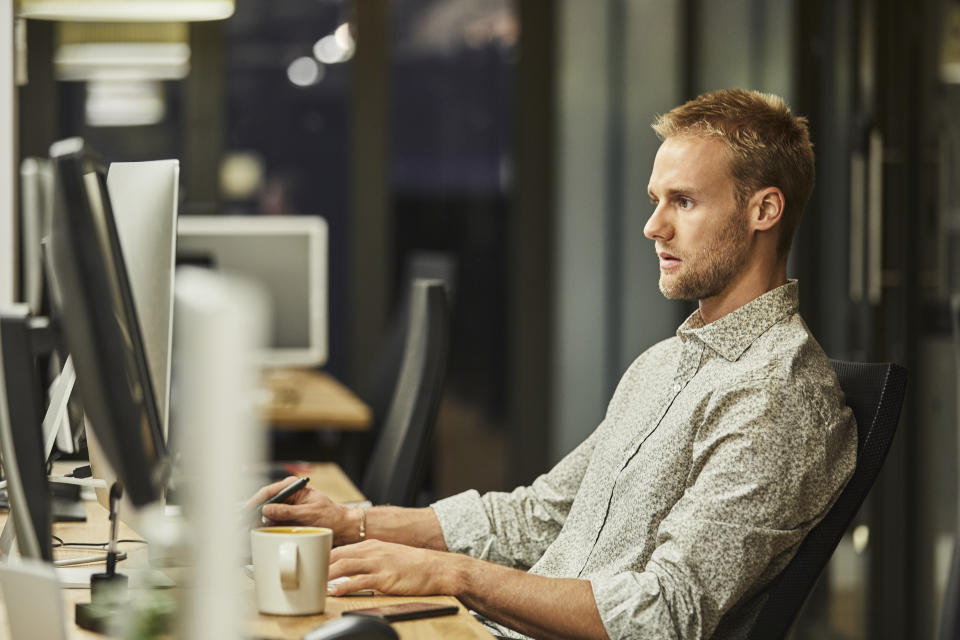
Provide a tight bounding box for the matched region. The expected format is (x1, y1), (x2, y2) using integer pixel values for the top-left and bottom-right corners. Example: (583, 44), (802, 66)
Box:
(343, 602), (459, 622)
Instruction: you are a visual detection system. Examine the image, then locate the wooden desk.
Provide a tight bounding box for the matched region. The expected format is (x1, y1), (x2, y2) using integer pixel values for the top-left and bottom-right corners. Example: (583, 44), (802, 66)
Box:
(250, 465), (491, 638)
(262, 369), (372, 432)
(0, 465), (492, 640)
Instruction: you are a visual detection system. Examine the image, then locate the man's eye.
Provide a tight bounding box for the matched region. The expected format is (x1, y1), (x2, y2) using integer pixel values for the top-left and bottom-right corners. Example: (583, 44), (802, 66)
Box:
(678, 197), (691, 209)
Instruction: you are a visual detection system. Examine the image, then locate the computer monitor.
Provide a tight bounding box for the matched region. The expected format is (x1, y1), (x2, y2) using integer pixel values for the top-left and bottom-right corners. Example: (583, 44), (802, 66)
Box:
(176, 215), (328, 368)
(20, 157), (82, 457)
(0, 306), (54, 561)
(106, 160), (179, 442)
(46, 138), (168, 508)
(19, 158), (54, 317)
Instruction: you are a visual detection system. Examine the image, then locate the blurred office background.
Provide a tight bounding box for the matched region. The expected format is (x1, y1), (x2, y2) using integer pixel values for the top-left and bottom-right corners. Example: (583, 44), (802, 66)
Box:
(8, 0), (960, 637)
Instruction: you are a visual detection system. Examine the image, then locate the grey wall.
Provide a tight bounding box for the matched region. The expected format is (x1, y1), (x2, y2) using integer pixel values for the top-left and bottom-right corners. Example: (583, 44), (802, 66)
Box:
(551, 0), (685, 463)
(552, 0), (615, 462)
(617, 0), (687, 374)
(551, 0), (795, 463)
(693, 0), (794, 100)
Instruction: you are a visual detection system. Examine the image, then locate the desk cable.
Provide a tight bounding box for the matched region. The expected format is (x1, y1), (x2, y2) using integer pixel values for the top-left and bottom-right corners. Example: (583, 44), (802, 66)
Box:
(51, 535), (147, 567)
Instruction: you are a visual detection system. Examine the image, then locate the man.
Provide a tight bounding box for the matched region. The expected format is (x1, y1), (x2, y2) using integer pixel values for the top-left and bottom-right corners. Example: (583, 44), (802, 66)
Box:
(249, 89), (856, 639)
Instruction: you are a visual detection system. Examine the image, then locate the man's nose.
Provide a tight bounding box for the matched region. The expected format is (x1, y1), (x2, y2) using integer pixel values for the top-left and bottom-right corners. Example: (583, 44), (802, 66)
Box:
(643, 204), (672, 241)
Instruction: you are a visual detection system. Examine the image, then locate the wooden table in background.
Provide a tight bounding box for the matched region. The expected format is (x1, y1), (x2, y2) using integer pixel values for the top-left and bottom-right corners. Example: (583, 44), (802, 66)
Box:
(262, 369), (372, 431)
(0, 464), (492, 640)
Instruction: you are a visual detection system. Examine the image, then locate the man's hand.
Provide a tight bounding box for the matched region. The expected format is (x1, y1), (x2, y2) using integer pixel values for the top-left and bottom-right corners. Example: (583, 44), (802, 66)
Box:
(325, 539), (608, 640)
(245, 476), (357, 545)
(326, 539), (464, 597)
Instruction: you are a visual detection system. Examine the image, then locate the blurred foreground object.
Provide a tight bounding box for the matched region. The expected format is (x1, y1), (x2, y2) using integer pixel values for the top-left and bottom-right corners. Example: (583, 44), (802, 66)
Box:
(173, 266), (268, 640)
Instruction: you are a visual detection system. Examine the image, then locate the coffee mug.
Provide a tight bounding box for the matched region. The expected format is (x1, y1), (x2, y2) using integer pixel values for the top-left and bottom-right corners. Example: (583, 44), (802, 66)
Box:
(251, 526), (332, 615)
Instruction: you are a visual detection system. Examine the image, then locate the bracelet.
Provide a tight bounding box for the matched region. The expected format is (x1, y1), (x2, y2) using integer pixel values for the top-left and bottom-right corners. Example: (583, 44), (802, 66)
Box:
(358, 507), (366, 540)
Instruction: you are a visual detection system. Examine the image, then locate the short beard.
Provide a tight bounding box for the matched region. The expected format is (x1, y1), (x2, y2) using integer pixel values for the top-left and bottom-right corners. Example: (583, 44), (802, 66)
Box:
(658, 208), (750, 301)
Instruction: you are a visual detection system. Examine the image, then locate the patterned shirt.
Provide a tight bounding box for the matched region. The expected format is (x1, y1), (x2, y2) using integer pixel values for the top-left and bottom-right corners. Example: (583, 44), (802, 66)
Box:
(432, 280), (857, 639)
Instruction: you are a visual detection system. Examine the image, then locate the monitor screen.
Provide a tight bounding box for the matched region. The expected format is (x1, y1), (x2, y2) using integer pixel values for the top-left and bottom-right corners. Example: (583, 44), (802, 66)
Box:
(47, 138), (168, 507)
(176, 215), (328, 368)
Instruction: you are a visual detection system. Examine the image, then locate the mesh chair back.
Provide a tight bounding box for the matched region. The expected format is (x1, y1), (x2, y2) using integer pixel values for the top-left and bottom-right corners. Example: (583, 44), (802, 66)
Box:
(360, 280), (450, 506)
(715, 360), (908, 639)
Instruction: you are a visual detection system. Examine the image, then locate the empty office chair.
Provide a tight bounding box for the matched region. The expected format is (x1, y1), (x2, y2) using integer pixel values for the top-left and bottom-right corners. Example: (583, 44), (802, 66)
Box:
(360, 279), (450, 507)
(339, 253), (456, 482)
(714, 360), (908, 639)
(362, 252), (456, 436)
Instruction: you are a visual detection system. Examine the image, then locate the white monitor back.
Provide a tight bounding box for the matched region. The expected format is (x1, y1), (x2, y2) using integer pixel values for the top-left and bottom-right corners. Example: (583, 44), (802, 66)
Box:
(106, 160), (179, 441)
(78, 159), (178, 518)
(175, 215), (328, 368)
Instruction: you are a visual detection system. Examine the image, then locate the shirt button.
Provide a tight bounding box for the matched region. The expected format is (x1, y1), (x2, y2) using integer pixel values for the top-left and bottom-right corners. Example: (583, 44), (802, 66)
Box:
(673, 383), (682, 393)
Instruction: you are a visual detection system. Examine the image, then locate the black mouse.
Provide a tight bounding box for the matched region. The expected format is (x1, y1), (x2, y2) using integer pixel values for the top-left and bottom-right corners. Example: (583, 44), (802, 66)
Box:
(301, 615), (399, 640)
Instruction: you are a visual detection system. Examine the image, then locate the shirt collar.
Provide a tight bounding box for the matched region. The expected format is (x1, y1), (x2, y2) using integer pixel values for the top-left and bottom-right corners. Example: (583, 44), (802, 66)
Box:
(676, 280), (800, 361)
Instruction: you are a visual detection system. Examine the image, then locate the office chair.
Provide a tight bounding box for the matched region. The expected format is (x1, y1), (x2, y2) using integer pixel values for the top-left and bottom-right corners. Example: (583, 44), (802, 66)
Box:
(359, 279), (450, 506)
(714, 359), (908, 639)
(338, 253), (456, 482)
(362, 252), (456, 436)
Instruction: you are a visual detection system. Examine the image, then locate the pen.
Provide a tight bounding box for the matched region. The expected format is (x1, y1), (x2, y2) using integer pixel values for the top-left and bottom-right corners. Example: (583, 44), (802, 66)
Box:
(264, 476), (310, 506)
(258, 476), (310, 517)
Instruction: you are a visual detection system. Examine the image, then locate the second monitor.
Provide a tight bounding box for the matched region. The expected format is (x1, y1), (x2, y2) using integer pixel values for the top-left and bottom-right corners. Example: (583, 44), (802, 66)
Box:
(176, 215), (328, 368)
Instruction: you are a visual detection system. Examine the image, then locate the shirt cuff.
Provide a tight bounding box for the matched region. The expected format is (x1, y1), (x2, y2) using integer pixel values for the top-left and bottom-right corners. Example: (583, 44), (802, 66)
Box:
(431, 489), (495, 557)
(591, 572), (679, 640)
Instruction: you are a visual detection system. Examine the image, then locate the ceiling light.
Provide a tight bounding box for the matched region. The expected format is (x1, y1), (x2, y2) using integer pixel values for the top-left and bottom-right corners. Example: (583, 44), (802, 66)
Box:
(85, 79), (165, 127)
(334, 23), (354, 55)
(286, 56), (322, 87)
(312, 29), (354, 65)
(56, 43), (190, 81)
(54, 23), (190, 81)
(17, 0), (234, 22)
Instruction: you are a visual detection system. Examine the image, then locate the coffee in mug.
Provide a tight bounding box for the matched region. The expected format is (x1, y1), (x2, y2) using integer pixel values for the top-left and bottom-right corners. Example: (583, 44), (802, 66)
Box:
(251, 526), (332, 615)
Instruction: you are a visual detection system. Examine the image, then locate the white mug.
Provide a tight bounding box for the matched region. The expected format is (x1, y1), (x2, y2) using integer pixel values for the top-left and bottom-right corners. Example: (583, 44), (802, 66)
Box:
(251, 526), (332, 615)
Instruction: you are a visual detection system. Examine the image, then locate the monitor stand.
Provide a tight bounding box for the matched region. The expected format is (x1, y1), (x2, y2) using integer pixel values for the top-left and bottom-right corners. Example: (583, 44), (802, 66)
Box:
(1, 367), (108, 559)
(42, 356), (76, 459)
(0, 310), (88, 562)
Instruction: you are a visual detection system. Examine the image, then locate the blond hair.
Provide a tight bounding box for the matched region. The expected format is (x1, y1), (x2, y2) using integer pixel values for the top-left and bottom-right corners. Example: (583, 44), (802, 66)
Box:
(652, 89), (815, 257)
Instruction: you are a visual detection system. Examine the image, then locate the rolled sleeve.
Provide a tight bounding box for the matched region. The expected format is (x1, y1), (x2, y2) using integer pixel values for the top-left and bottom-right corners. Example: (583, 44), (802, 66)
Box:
(432, 489), (494, 557)
(592, 572), (680, 640)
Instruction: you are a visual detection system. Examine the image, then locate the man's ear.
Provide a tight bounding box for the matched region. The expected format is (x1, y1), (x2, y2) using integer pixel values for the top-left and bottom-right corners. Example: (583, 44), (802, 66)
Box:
(751, 187), (785, 232)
